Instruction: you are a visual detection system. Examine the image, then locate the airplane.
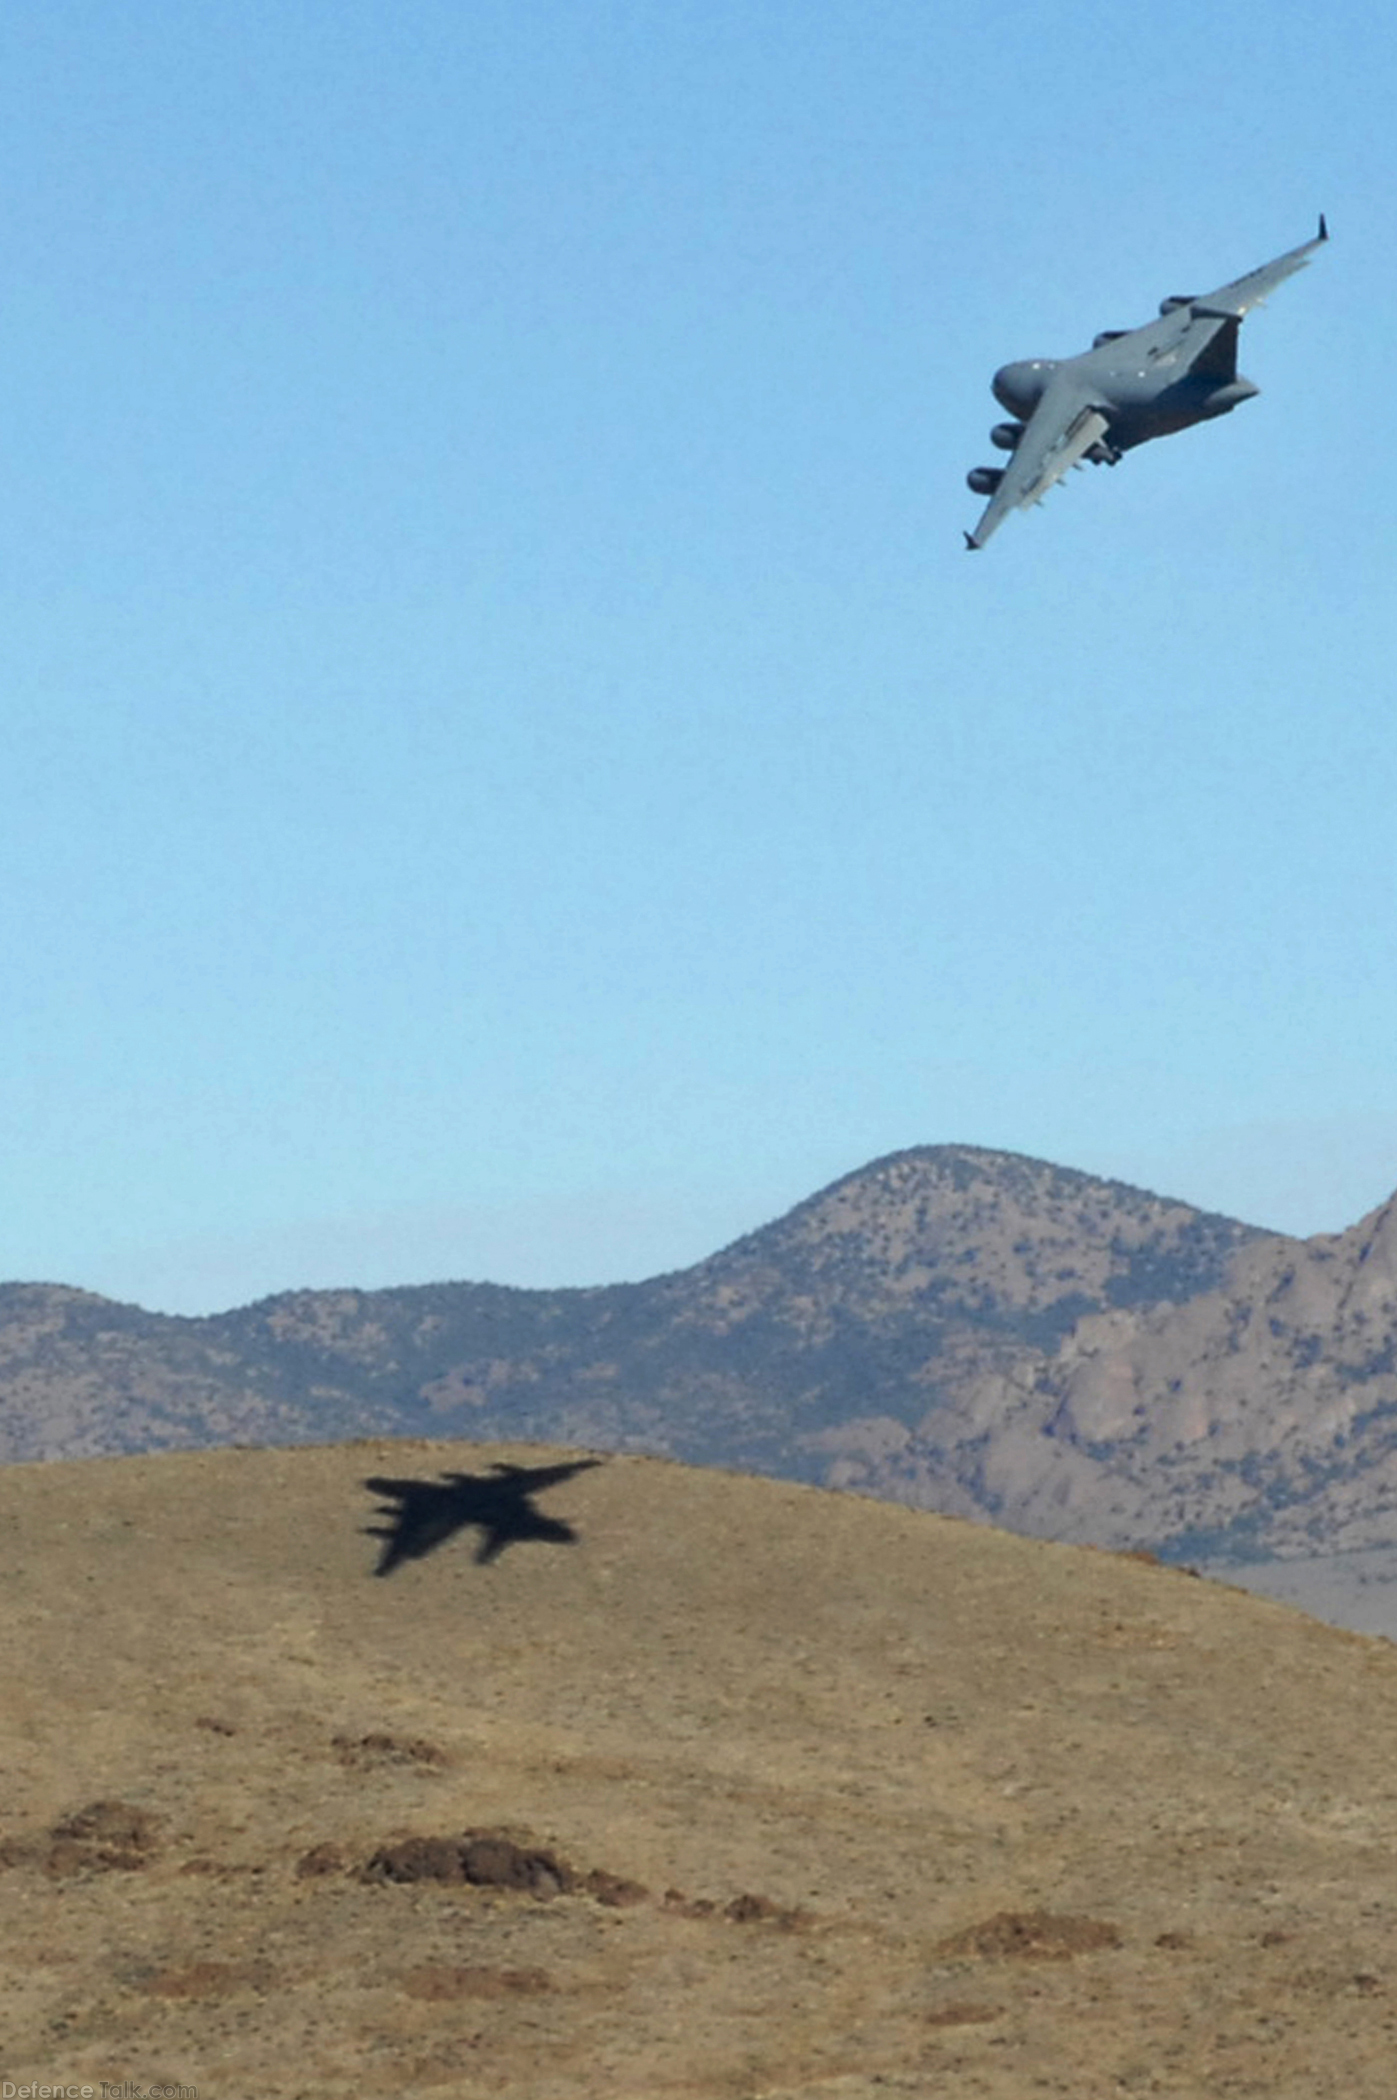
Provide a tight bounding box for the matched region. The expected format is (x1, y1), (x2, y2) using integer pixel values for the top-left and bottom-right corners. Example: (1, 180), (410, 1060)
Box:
(963, 218), (1328, 550)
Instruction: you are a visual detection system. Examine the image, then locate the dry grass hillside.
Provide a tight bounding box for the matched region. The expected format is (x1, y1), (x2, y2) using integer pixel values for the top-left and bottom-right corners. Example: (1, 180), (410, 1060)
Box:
(11, 1144), (1397, 1567)
(4, 1441), (1397, 2096)
(0, 1146), (1280, 1549)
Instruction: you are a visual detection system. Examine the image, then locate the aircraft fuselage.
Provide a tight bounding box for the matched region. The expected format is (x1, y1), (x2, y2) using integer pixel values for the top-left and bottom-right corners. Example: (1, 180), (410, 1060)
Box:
(993, 352), (1259, 457)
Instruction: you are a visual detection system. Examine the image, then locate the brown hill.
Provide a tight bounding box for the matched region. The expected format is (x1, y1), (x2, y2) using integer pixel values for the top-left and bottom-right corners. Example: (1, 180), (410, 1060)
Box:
(4, 1439), (1397, 2097)
(5, 1144), (1397, 1558)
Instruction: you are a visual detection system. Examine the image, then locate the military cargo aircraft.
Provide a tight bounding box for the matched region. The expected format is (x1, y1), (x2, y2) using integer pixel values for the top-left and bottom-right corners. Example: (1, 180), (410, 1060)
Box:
(964, 218), (1327, 549)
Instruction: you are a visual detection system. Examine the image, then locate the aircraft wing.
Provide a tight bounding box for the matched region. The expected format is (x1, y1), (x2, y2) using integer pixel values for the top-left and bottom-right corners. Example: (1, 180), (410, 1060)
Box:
(1122, 216), (1330, 373)
(965, 373), (1110, 549)
(485, 1458), (602, 1491)
(1192, 215), (1328, 322)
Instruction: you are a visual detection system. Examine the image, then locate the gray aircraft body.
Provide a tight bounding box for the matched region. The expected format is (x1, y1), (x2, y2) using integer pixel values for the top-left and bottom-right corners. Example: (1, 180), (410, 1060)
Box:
(964, 219), (1327, 549)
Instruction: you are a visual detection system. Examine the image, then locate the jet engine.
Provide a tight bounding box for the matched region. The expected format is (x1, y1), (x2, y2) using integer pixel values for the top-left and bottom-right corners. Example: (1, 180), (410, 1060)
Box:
(989, 422), (1024, 451)
(1158, 294), (1196, 315)
(966, 466), (1004, 496)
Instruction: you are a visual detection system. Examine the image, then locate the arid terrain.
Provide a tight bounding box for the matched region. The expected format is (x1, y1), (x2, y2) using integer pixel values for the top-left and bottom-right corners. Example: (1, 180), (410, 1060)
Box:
(5, 1438), (1397, 2096)
(6, 1146), (1397, 1576)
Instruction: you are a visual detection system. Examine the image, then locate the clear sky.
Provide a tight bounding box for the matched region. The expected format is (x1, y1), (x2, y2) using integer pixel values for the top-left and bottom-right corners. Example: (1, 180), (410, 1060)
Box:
(5, 1), (1395, 1313)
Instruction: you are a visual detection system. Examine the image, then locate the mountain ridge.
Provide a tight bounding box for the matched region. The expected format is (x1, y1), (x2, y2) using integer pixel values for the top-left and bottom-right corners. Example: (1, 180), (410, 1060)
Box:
(5, 1142), (1397, 1560)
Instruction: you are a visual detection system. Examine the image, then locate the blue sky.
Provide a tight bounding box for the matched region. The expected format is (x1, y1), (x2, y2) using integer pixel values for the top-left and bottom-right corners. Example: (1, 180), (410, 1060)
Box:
(4, 1), (1395, 1312)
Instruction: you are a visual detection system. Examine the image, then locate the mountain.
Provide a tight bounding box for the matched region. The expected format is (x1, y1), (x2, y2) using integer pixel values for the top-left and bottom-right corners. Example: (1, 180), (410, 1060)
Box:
(4, 1438), (1397, 2097)
(4, 1144), (1397, 1560)
(988, 1187), (1397, 1559)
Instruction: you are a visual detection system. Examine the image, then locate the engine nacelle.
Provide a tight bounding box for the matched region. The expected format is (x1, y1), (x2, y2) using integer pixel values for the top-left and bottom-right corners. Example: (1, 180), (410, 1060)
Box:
(966, 466), (1004, 497)
(989, 421), (1024, 452)
(1092, 329), (1128, 348)
(1158, 294), (1196, 315)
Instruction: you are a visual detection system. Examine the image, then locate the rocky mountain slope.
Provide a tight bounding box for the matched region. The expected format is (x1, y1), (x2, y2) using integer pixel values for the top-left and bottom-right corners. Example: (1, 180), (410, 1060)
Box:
(5, 1144), (1397, 1559)
(5, 1438), (1397, 2098)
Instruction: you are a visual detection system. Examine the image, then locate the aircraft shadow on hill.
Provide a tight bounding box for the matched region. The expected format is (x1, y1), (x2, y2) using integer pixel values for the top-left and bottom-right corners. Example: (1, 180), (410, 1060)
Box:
(363, 1459), (604, 1576)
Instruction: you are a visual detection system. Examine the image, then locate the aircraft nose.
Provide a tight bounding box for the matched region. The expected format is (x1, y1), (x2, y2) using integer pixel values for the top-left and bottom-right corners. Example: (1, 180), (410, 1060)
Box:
(992, 360), (1055, 416)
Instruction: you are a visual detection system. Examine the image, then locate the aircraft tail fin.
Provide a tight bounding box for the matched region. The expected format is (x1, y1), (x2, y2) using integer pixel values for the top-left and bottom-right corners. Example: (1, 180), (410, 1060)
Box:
(1185, 312), (1241, 382)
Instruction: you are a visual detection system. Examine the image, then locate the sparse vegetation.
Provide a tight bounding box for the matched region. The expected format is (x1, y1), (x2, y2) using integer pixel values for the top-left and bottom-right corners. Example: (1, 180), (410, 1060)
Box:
(4, 1143), (1397, 1559)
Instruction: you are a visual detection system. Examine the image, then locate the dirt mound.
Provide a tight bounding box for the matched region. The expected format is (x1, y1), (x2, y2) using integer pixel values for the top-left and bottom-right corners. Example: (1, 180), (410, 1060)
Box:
(1, 1799), (163, 1877)
(939, 1910), (1122, 1961)
(331, 1729), (449, 1770)
(364, 1828), (573, 1895)
(357, 1829), (786, 1920)
(143, 1958), (277, 2000)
